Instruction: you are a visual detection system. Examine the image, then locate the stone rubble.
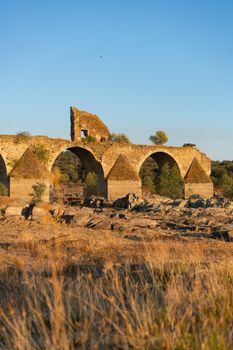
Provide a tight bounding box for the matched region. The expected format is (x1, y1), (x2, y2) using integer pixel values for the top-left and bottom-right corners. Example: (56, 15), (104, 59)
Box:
(0, 193), (233, 242)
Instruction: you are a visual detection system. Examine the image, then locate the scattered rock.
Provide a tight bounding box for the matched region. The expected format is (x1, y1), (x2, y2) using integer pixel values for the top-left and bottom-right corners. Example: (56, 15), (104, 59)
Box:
(113, 193), (140, 210)
(5, 206), (23, 218)
(211, 229), (233, 242)
(32, 203), (51, 221)
(124, 235), (142, 241)
(130, 217), (157, 229)
(87, 196), (107, 208)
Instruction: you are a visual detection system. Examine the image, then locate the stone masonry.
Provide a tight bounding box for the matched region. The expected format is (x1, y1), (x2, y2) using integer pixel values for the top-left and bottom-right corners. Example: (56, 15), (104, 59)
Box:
(0, 106), (213, 202)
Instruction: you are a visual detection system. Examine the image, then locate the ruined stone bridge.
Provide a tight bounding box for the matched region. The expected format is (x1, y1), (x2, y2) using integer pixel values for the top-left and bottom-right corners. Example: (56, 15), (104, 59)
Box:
(0, 107), (213, 202)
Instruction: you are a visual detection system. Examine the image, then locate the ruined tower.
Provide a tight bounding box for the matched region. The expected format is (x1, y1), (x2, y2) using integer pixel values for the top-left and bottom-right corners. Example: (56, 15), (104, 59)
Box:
(70, 106), (111, 142)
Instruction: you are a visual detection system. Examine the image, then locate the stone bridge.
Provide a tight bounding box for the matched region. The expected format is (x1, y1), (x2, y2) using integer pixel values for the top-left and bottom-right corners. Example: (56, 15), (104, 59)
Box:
(0, 106), (213, 202)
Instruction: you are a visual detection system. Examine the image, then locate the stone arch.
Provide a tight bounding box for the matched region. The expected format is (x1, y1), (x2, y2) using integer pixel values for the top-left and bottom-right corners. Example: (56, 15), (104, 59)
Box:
(138, 150), (182, 175)
(51, 146), (107, 199)
(139, 151), (184, 198)
(0, 154), (9, 195)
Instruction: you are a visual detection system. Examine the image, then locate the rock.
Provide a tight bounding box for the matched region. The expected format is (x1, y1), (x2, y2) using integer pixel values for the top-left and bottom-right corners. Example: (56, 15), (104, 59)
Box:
(211, 229), (233, 242)
(49, 204), (63, 218)
(177, 200), (188, 209)
(187, 195), (206, 209)
(86, 217), (111, 230)
(32, 203), (51, 221)
(124, 235), (142, 241)
(119, 213), (127, 219)
(111, 222), (127, 231)
(5, 206), (23, 217)
(73, 207), (93, 227)
(130, 217), (157, 229)
(21, 205), (33, 219)
(113, 193), (140, 210)
(133, 201), (160, 213)
(86, 195), (107, 208)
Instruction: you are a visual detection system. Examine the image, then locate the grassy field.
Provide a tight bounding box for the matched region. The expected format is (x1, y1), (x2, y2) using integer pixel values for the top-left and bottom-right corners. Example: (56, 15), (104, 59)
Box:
(0, 226), (233, 349)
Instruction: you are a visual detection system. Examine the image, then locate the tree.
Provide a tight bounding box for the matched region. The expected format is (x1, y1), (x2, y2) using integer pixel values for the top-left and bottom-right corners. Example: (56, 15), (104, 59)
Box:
(149, 130), (168, 145)
(84, 172), (99, 199)
(29, 183), (46, 204)
(155, 163), (184, 199)
(110, 133), (131, 143)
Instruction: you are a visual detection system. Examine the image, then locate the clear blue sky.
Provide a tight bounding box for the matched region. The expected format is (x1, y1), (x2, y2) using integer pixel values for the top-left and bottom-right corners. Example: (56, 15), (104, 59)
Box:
(1, 0), (232, 160)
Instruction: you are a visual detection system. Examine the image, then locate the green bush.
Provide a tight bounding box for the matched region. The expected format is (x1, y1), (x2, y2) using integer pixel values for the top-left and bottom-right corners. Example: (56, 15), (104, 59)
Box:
(211, 161), (233, 199)
(81, 135), (96, 143)
(52, 151), (86, 184)
(14, 131), (31, 144)
(0, 183), (8, 196)
(110, 133), (131, 143)
(149, 130), (168, 145)
(84, 172), (98, 199)
(29, 183), (46, 204)
(155, 163), (184, 199)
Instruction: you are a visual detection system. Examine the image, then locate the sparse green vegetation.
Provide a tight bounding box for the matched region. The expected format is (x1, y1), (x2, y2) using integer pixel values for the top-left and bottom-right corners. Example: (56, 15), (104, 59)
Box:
(212, 161), (233, 199)
(33, 144), (50, 163)
(0, 182), (8, 196)
(14, 131), (31, 144)
(81, 135), (96, 143)
(8, 158), (19, 169)
(29, 182), (46, 203)
(111, 133), (131, 143)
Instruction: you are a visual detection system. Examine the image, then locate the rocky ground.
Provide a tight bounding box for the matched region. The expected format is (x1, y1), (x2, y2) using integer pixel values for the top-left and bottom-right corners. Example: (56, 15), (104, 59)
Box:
(0, 193), (233, 270)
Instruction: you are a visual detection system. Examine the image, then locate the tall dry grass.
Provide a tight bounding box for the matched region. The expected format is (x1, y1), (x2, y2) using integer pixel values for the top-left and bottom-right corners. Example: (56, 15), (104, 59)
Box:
(0, 239), (233, 349)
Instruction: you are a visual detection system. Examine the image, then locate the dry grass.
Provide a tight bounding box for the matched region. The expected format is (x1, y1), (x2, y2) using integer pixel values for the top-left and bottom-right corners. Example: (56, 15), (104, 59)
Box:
(0, 231), (232, 349)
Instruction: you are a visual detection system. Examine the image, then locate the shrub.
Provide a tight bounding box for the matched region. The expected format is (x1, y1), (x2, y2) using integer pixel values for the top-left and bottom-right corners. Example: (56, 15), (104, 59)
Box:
(149, 130), (168, 145)
(0, 183), (8, 196)
(33, 145), (50, 162)
(14, 131), (31, 144)
(155, 163), (184, 198)
(8, 159), (19, 169)
(84, 172), (98, 199)
(81, 135), (96, 143)
(111, 133), (131, 143)
(29, 182), (46, 204)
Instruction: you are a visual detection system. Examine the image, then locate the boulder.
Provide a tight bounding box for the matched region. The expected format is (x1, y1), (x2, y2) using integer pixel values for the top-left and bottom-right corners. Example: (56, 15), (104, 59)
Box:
(211, 229), (233, 242)
(87, 195), (107, 208)
(113, 193), (140, 210)
(86, 217), (111, 230)
(130, 217), (157, 229)
(5, 206), (23, 217)
(187, 195), (206, 209)
(32, 203), (51, 221)
(133, 201), (160, 213)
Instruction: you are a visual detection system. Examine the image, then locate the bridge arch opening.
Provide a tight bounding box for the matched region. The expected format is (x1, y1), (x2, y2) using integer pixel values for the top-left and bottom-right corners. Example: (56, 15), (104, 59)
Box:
(139, 152), (184, 199)
(0, 155), (9, 196)
(51, 147), (106, 204)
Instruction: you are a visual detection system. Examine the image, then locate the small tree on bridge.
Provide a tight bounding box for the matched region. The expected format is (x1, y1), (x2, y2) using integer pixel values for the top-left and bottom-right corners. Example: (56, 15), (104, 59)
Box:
(111, 133), (131, 143)
(149, 131), (168, 145)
